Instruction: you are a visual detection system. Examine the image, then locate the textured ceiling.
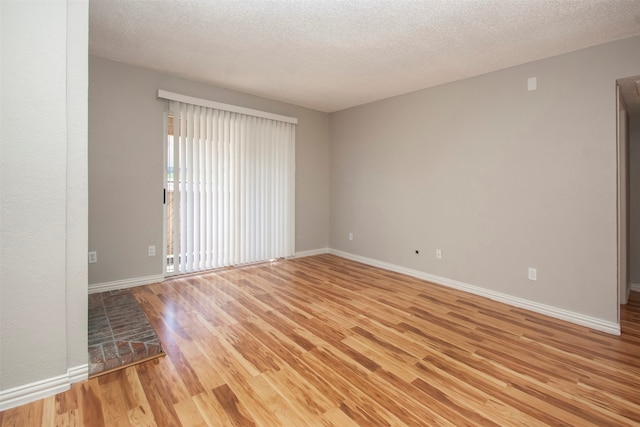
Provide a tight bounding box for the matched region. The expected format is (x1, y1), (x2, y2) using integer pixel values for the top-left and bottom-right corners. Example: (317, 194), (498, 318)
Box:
(89, 0), (640, 113)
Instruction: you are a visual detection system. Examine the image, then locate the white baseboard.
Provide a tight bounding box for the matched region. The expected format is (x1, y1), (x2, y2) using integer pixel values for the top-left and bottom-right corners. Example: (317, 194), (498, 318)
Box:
(67, 364), (88, 384)
(329, 249), (620, 336)
(630, 282), (640, 293)
(0, 364), (87, 411)
(88, 274), (165, 294)
(294, 248), (329, 258)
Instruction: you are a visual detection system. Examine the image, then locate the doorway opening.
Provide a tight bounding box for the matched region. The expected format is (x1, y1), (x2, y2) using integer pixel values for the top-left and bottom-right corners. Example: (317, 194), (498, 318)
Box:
(617, 75), (640, 317)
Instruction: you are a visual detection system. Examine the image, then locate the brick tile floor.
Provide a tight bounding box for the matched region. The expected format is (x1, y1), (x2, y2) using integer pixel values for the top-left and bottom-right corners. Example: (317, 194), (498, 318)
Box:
(88, 289), (164, 376)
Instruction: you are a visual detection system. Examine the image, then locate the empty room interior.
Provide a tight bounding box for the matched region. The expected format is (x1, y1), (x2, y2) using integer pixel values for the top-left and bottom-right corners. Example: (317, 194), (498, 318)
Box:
(3, 0), (640, 425)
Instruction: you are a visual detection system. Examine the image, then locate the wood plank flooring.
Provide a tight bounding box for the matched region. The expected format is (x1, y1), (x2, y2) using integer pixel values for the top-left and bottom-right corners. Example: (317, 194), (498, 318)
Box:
(2, 254), (640, 426)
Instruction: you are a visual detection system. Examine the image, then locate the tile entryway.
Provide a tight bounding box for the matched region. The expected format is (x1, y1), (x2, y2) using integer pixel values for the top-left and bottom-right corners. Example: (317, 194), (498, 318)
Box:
(88, 289), (163, 376)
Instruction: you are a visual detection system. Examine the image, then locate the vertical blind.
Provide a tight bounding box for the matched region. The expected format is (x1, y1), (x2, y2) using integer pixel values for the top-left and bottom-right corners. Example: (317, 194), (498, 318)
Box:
(167, 99), (296, 274)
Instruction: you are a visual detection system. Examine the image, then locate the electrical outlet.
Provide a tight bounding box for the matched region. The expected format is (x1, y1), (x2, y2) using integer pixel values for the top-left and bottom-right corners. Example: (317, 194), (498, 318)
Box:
(528, 267), (537, 281)
(88, 251), (97, 264)
(348, 232), (353, 241)
(436, 249), (442, 259)
(148, 245), (156, 257)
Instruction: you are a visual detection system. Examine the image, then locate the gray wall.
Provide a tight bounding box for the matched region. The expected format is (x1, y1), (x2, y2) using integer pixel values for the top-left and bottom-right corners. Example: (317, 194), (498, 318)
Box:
(329, 35), (640, 323)
(1, 0), (88, 392)
(629, 116), (640, 285)
(89, 56), (330, 285)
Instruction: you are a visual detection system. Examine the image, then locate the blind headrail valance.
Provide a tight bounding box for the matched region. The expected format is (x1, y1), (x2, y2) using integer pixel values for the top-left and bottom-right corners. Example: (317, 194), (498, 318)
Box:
(157, 90), (298, 124)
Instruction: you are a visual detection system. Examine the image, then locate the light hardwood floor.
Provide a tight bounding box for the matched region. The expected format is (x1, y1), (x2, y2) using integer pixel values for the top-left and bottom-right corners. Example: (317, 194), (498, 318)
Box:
(2, 254), (640, 426)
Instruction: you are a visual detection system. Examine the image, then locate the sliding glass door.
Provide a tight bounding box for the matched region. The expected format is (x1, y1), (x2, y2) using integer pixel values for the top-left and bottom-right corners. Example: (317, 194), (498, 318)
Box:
(164, 101), (295, 276)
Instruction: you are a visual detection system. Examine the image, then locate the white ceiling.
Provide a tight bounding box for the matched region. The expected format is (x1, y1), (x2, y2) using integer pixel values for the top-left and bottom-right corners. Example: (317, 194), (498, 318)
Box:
(90, 0), (640, 113)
